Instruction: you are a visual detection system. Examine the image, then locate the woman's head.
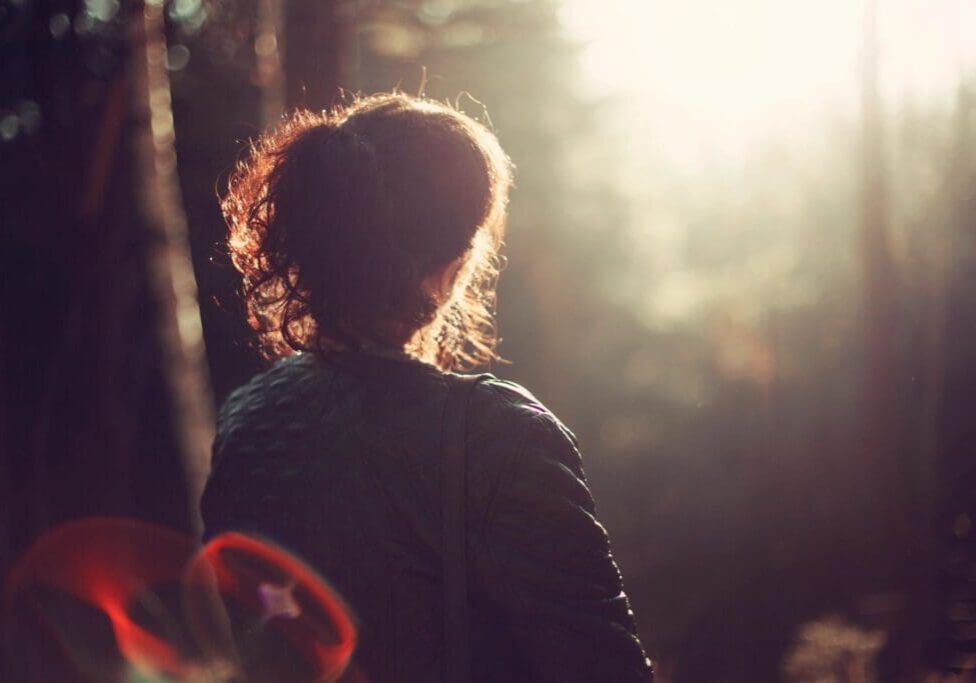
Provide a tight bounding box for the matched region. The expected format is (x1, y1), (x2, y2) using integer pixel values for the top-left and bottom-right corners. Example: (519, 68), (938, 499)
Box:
(222, 93), (513, 370)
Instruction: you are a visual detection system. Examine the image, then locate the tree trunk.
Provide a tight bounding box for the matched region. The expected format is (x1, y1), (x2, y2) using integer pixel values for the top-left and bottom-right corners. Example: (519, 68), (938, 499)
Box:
(283, 0), (353, 110)
(859, 0), (901, 540)
(132, 0), (216, 535)
(0, 0), (211, 577)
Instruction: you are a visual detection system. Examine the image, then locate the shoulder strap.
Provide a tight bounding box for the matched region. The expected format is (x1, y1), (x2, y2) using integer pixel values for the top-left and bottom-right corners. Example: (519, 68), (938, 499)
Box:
(442, 373), (485, 683)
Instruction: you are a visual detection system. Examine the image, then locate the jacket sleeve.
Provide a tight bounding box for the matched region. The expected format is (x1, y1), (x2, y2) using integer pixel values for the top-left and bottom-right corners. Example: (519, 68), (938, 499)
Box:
(470, 392), (653, 682)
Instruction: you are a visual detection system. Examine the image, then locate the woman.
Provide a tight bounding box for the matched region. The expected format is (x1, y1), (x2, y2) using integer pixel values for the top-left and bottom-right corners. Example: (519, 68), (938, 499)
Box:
(201, 93), (652, 682)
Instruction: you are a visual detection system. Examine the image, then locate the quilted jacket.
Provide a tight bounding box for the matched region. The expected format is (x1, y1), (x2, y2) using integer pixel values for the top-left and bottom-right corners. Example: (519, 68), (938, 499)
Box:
(201, 349), (652, 682)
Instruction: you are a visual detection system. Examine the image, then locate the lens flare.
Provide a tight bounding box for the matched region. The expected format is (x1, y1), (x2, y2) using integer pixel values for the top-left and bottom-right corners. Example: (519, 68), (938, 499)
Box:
(183, 532), (357, 683)
(4, 517), (358, 683)
(5, 517), (197, 679)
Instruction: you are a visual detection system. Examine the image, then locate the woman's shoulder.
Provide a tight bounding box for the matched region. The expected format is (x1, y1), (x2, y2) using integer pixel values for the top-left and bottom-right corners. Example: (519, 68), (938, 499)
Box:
(217, 354), (323, 417)
(468, 375), (577, 441)
(458, 374), (582, 480)
(211, 355), (335, 463)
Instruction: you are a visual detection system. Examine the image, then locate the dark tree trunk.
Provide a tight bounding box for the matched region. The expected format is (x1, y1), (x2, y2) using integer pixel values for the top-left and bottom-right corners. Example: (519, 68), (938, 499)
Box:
(168, 0), (269, 407)
(282, 0), (352, 110)
(0, 0), (209, 577)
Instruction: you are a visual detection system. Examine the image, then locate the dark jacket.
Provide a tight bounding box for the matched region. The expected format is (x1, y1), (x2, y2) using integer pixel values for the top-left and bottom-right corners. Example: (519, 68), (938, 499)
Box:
(201, 350), (652, 682)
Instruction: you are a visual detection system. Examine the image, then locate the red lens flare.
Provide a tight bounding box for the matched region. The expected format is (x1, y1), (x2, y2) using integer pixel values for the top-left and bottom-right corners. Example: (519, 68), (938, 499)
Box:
(5, 517), (197, 679)
(184, 532), (358, 683)
(5, 517), (358, 683)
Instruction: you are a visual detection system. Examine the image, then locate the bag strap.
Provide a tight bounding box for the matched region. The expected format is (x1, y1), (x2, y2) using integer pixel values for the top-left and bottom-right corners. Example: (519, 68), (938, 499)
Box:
(442, 373), (485, 683)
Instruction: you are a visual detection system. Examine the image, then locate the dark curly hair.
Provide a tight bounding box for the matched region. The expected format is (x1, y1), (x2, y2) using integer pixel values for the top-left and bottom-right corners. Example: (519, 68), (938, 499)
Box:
(222, 93), (513, 370)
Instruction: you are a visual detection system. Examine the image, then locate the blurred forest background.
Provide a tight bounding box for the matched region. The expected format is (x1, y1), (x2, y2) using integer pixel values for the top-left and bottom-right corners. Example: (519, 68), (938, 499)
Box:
(2, 0), (975, 680)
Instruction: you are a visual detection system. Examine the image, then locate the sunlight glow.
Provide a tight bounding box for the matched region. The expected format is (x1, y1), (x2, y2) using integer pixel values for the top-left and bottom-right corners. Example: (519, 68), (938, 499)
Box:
(559, 0), (976, 167)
